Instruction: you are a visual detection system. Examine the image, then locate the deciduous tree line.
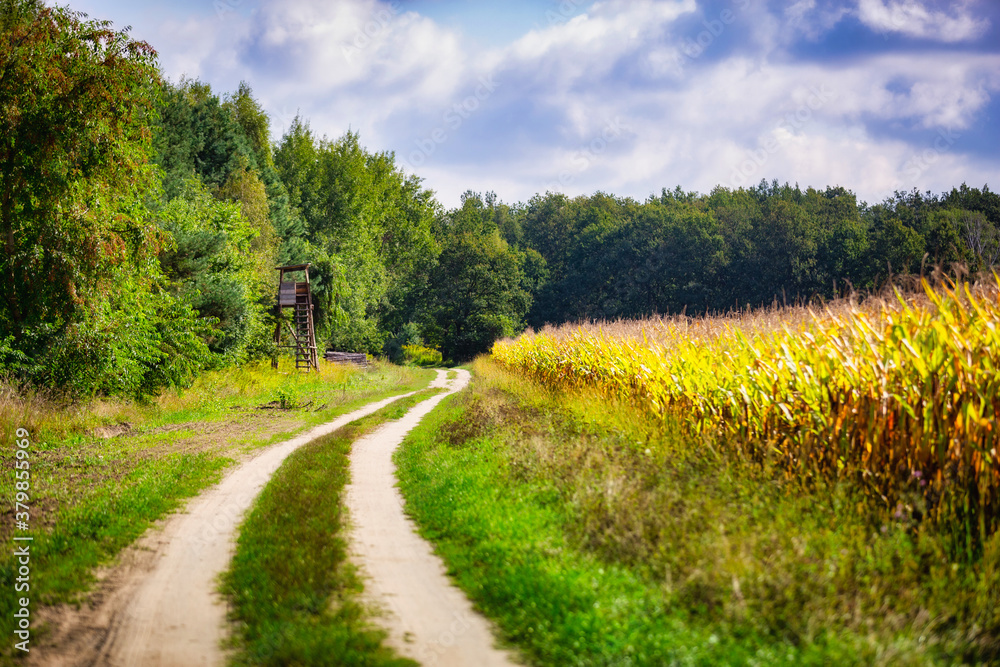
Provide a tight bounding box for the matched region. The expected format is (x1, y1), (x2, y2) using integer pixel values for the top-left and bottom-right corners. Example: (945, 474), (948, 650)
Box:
(510, 182), (999, 328)
(1, 1), (997, 396)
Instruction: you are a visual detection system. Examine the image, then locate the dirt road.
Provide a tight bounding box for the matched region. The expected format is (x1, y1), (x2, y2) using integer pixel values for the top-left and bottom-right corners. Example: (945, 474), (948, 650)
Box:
(34, 369), (516, 666)
(33, 391), (417, 667)
(346, 368), (518, 666)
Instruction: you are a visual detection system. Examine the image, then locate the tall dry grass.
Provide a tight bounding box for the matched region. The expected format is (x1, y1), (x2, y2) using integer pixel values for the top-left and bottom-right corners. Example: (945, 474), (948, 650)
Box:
(0, 357), (364, 446)
(0, 383), (142, 446)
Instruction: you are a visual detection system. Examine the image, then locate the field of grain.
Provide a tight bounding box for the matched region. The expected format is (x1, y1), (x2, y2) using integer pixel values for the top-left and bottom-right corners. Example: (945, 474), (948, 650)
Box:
(493, 278), (1000, 559)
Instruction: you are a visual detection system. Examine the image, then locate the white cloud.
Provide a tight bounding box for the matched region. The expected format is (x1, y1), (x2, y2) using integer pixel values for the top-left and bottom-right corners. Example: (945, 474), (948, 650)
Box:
(474, 48), (1000, 205)
(62, 0), (1000, 209)
(816, 53), (999, 129)
(783, 0), (852, 40)
(249, 0), (463, 103)
(166, 0), (468, 146)
(856, 0), (990, 42)
(489, 0), (697, 91)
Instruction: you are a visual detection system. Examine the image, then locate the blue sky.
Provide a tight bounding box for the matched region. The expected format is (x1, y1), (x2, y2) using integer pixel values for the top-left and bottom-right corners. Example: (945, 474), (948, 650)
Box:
(63, 0), (1000, 208)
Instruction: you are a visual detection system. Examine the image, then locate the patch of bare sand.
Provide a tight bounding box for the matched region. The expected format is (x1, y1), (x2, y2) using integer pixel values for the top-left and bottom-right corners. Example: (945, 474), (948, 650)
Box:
(346, 369), (520, 666)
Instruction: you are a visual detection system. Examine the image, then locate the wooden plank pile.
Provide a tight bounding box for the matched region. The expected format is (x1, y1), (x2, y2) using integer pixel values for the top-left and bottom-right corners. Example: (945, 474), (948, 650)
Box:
(325, 350), (369, 367)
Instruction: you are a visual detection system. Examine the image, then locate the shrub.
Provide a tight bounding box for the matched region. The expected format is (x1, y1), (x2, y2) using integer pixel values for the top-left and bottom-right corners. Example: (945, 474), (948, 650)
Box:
(402, 344), (442, 367)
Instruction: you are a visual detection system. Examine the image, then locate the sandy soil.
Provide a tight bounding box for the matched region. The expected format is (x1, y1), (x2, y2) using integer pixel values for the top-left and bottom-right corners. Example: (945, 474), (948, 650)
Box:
(346, 368), (520, 666)
(31, 391), (418, 667)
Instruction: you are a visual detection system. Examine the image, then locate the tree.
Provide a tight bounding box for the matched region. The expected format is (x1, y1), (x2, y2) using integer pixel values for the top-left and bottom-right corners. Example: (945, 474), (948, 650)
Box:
(628, 200), (724, 315)
(706, 186), (760, 310)
(425, 194), (531, 361)
(223, 81), (274, 170)
(152, 78), (257, 198)
(922, 208), (969, 267)
(157, 179), (265, 359)
(803, 186), (869, 294)
(862, 207), (925, 285)
(0, 0), (160, 343)
(218, 156), (278, 285)
(961, 210), (1000, 271)
(273, 123), (439, 353)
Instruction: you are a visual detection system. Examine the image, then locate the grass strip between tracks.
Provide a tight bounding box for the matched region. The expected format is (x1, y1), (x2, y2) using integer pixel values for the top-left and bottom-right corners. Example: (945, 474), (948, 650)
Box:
(221, 387), (445, 667)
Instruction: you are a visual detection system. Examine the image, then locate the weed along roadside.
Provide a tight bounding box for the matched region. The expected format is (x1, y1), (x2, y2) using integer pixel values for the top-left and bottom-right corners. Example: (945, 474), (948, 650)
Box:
(394, 353), (1000, 666)
(0, 361), (434, 667)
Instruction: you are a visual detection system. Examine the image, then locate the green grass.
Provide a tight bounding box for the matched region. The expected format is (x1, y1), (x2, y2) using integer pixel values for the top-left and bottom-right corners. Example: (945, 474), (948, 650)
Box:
(221, 388), (445, 666)
(12, 453), (232, 601)
(393, 357), (1000, 666)
(0, 360), (434, 664)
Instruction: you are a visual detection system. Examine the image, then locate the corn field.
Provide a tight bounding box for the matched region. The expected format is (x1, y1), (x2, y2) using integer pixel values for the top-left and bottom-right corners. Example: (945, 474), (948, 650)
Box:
(493, 278), (1000, 559)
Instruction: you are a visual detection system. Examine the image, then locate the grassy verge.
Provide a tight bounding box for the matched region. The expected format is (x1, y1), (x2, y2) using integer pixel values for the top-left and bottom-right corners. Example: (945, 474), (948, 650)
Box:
(394, 358), (1000, 666)
(0, 360), (434, 664)
(221, 388), (445, 666)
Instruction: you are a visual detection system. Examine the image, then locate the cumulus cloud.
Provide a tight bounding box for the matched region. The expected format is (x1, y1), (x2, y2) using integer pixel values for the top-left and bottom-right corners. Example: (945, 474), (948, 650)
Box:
(783, 0), (852, 40)
(507, 47), (1000, 204)
(239, 0), (465, 128)
(809, 53), (999, 129)
(856, 0), (990, 42)
(483, 0), (696, 95)
(63, 0), (1000, 207)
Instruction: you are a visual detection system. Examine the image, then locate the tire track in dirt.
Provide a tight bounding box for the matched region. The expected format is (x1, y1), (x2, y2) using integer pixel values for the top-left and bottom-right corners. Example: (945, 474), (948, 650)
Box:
(346, 368), (519, 667)
(32, 390), (422, 667)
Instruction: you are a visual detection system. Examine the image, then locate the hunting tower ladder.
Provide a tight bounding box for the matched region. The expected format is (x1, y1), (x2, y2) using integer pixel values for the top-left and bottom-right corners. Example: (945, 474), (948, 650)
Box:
(273, 264), (319, 372)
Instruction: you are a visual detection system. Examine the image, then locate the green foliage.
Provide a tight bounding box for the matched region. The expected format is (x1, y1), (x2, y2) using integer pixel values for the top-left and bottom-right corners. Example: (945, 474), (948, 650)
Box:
(401, 344), (442, 367)
(152, 78), (258, 198)
(0, 334), (29, 375)
(39, 288), (212, 398)
(420, 193), (531, 361)
(219, 157), (278, 279)
(273, 121), (438, 354)
(0, 0), (160, 341)
(147, 79), (290, 368)
(223, 81), (275, 170)
(157, 178), (266, 360)
(153, 78), (293, 280)
(551, 193), (726, 319)
(521, 182), (1000, 326)
(382, 322), (423, 363)
(274, 386), (300, 409)
(865, 209), (925, 281)
(0, 2), (228, 398)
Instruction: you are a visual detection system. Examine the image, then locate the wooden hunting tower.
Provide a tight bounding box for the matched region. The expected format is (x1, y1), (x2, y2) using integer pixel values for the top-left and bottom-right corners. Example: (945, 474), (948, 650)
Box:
(273, 264), (319, 372)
